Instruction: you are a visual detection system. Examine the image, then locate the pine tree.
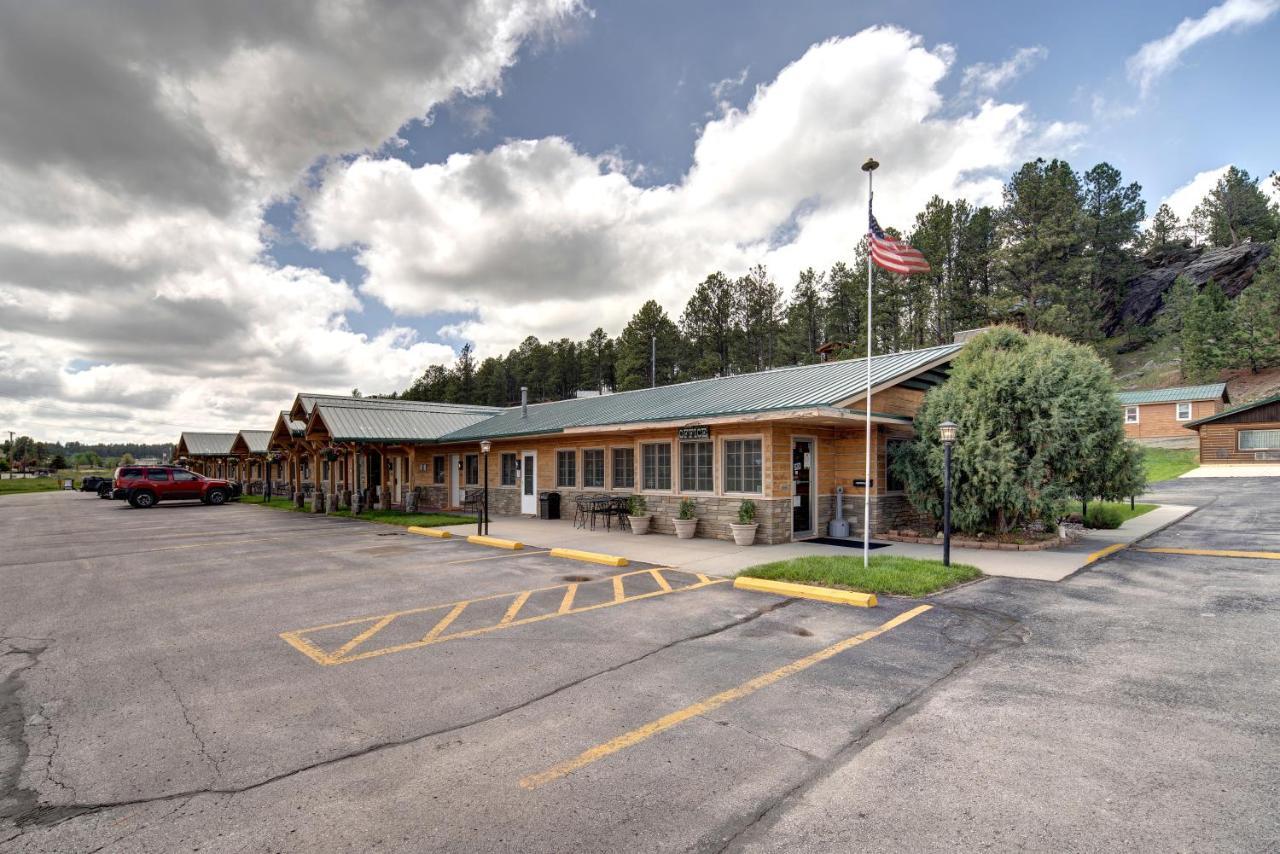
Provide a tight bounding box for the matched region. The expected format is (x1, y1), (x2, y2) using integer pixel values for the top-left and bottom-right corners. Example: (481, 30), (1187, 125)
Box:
(1181, 280), (1231, 381)
(680, 272), (738, 377)
(615, 300), (682, 391)
(1082, 162), (1145, 324)
(578, 328), (615, 392)
(1230, 242), (1280, 373)
(1143, 203), (1186, 257)
(821, 261), (863, 353)
(781, 267), (825, 364)
(1189, 166), (1279, 247)
(733, 265), (783, 371)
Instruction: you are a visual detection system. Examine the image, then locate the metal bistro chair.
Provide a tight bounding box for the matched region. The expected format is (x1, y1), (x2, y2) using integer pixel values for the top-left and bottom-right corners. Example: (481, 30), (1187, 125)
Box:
(608, 496), (631, 532)
(573, 496), (589, 529)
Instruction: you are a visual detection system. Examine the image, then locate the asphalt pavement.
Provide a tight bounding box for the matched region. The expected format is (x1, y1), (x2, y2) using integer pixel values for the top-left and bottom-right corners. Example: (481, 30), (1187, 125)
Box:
(0, 481), (1276, 852)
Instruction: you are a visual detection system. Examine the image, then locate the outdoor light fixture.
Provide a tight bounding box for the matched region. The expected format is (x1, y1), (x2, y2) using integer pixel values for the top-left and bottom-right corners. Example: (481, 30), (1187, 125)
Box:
(861, 157), (879, 172)
(478, 440), (491, 536)
(939, 421), (959, 566)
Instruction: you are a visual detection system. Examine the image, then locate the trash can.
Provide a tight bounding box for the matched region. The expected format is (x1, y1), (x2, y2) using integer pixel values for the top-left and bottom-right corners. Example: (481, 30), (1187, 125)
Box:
(538, 491), (561, 520)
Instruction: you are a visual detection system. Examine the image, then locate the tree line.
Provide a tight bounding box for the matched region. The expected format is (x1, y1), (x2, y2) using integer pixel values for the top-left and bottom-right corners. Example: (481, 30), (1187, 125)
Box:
(398, 161), (1279, 406)
(0, 437), (170, 472)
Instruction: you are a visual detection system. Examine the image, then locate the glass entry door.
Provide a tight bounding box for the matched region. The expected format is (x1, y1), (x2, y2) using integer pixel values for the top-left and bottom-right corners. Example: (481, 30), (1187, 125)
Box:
(520, 451), (537, 514)
(792, 439), (813, 537)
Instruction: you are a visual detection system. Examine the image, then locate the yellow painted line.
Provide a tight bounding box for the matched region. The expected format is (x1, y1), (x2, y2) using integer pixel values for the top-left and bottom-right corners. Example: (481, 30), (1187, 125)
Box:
(467, 534), (524, 550)
(650, 568), (673, 593)
(332, 614), (397, 659)
(1084, 542), (1127, 565)
(423, 602), (468, 642)
(407, 526), (452, 539)
(548, 547), (628, 567)
(280, 569), (729, 665)
(733, 576), (877, 608)
(1138, 547), (1280, 560)
(519, 604), (932, 789)
(558, 583), (579, 614)
(612, 575), (625, 603)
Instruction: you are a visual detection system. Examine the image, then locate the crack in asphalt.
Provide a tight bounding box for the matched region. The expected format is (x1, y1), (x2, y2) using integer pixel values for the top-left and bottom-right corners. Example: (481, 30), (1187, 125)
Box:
(0, 638), (58, 829)
(706, 607), (1027, 854)
(153, 662), (225, 783)
(4, 598), (794, 841)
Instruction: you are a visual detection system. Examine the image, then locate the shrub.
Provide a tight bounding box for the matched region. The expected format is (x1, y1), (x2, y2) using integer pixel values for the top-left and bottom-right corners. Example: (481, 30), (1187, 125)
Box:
(628, 495), (648, 516)
(1084, 504), (1124, 529)
(677, 498), (696, 520)
(737, 499), (757, 524)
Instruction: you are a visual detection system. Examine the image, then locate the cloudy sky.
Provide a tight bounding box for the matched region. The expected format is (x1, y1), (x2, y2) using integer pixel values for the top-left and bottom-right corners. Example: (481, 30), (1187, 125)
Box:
(2, 0), (1278, 443)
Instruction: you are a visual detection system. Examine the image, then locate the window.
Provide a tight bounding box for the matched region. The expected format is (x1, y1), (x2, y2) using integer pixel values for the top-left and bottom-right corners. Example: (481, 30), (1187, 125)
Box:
(147, 468), (170, 481)
(433, 456), (445, 484)
(680, 441), (713, 492)
(557, 450), (577, 487)
(583, 449), (605, 488)
(612, 447), (635, 489)
(173, 470), (198, 481)
(642, 443), (672, 491)
(885, 438), (909, 492)
(1176, 402), (1192, 421)
(1124, 406), (1139, 424)
(723, 439), (763, 493)
(418, 462), (428, 473)
(464, 454), (479, 486)
(120, 468), (142, 478)
(501, 453), (519, 486)
(1239, 429), (1280, 450)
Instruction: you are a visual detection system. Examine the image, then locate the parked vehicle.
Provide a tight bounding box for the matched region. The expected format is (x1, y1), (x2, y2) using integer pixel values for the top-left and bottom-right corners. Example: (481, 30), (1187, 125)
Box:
(79, 475), (110, 493)
(112, 466), (241, 509)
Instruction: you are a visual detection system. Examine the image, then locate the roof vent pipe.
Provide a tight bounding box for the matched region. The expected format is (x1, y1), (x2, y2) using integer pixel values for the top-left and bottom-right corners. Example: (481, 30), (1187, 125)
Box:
(520, 387), (528, 419)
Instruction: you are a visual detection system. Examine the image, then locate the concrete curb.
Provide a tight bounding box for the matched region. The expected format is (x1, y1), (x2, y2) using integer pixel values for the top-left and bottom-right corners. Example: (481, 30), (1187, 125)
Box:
(733, 576), (877, 608)
(467, 534), (524, 550)
(548, 547), (629, 567)
(407, 526), (452, 539)
(1068, 502), (1203, 577)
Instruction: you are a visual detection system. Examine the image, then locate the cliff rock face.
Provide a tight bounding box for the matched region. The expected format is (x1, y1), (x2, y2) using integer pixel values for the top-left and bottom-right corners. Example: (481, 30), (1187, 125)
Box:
(1108, 242), (1273, 334)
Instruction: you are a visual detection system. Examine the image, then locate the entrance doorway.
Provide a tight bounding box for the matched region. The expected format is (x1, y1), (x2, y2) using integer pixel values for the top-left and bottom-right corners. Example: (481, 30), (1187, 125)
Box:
(450, 453), (464, 507)
(520, 450), (537, 514)
(792, 438), (814, 538)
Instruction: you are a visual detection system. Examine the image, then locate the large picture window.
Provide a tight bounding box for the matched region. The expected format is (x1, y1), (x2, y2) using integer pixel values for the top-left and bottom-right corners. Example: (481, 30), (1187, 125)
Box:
(642, 443), (671, 491)
(723, 438), (762, 494)
(612, 447), (635, 489)
(680, 441), (714, 492)
(1239, 429), (1280, 450)
(556, 450), (576, 487)
(500, 453), (518, 486)
(583, 449), (605, 488)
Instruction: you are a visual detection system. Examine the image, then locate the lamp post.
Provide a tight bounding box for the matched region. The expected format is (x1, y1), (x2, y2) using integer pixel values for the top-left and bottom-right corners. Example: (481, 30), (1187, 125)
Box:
(939, 420), (958, 567)
(479, 440), (492, 536)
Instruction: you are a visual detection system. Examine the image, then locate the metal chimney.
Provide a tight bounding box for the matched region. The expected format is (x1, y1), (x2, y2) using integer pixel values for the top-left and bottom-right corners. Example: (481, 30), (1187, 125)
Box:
(520, 386), (528, 418)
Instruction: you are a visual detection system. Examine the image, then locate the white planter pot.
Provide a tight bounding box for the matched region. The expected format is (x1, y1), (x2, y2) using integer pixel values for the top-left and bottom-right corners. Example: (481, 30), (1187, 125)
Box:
(730, 522), (758, 546)
(628, 514), (652, 535)
(672, 518), (698, 539)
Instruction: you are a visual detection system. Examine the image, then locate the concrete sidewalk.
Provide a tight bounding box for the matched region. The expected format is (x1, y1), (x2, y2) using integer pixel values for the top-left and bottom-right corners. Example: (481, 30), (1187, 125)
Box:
(441, 503), (1198, 583)
(1180, 465), (1280, 477)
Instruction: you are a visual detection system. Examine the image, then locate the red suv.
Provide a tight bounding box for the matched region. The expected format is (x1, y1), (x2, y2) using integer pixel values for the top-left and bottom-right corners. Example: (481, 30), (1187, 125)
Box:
(113, 466), (239, 509)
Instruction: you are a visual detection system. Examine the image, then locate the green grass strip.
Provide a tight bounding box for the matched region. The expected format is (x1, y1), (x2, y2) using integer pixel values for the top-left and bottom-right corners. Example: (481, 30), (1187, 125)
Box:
(738, 554), (981, 598)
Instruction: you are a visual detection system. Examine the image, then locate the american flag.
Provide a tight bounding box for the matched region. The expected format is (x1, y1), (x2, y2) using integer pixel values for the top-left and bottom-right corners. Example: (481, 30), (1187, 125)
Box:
(868, 213), (931, 275)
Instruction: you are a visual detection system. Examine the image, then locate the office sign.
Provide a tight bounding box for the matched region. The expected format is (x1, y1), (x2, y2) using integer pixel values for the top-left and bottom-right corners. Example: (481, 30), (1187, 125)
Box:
(678, 426), (710, 441)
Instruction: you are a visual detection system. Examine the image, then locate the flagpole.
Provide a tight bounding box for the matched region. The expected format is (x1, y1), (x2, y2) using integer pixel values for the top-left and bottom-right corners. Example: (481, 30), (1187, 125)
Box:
(861, 157), (878, 569)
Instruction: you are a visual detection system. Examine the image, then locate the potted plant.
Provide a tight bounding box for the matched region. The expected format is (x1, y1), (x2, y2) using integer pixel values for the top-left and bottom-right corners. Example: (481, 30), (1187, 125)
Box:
(672, 498), (698, 539)
(627, 495), (652, 535)
(730, 499), (758, 546)
(321, 445), (341, 462)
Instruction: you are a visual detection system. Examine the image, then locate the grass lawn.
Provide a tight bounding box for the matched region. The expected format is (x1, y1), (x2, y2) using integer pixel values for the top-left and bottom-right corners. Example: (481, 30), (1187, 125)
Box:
(1089, 501), (1156, 524)
(1142, 447), (1198, 482)
(240, 495), (302, 511)
(0, 476), (62, 496)
(738, 554), (982, 598)
(330, 509), (473, 528)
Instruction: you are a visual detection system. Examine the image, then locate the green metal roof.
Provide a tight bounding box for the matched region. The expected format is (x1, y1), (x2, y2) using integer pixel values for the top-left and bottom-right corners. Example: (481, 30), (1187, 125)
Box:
(1184, 392), (1280, 428)
(236, 430), (273, 454)
(311, 401), (497, 442)
(439, 342), (961, 441)
(297, 393), (499, 418)
(178, 432), (238, 456)
(281, 411), (306, 437)
(1116, 383), (1226, 405)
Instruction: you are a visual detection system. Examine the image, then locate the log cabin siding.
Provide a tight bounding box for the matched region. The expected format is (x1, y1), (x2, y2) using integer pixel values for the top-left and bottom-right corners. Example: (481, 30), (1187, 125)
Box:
(1197, 420), (1280, 464)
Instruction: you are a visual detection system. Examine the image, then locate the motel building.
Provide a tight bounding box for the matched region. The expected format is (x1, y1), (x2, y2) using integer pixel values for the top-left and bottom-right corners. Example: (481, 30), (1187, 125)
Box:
(173, 432), (239, 479)
(240, 342), (960, 543)
(1184, 393), (1280, 465)
(1117, 383), (1228, 446)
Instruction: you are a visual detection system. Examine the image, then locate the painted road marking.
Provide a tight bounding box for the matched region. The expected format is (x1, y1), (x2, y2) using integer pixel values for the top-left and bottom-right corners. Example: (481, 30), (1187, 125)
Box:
(519, 604), (933, 789)
(1138, 547), (1280, 560)
(280, 568), (729, 665)
(1084, 543), (1127, 565)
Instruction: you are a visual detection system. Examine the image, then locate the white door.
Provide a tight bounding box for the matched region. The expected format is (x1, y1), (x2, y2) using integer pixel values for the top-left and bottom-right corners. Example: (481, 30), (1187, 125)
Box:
(520, 451), (537, 514)
(450, 453), (464, 506)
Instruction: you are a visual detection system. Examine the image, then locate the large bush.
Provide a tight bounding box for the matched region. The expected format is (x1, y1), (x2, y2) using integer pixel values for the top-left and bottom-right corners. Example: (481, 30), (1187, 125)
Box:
(893, 327), (1145, 534)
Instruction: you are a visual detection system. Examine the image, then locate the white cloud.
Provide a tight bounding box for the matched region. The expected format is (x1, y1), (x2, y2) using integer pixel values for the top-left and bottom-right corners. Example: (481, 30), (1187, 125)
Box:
(308, 27), (1062, 358)
(1127, 0), (1279, 94)
(960, 46), (1047, 96)
(710, 67), (750, 101)
(1159, 164), (1230, 222)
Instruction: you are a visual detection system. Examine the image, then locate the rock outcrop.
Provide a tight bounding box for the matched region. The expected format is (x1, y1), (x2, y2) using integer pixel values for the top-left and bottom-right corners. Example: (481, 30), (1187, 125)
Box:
(1107, 242), (1273, 334)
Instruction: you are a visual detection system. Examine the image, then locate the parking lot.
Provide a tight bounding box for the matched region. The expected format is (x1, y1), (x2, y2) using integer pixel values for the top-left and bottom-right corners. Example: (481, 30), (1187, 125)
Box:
(2, 484), (1278, 852)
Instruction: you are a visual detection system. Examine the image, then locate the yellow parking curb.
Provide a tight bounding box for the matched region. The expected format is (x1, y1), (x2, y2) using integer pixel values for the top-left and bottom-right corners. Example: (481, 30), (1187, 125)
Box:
(1139, 546), (1280, 560)
(548, 547), (629, 567)
(407, 526), (452, 539)
(1084, 542), (1127, 565)
(733, 576), (877, 608)
(467, 534), (524, 550)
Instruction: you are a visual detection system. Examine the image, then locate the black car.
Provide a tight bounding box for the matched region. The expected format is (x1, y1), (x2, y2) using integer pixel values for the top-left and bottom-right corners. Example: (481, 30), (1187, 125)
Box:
(80, 475), (110, 492)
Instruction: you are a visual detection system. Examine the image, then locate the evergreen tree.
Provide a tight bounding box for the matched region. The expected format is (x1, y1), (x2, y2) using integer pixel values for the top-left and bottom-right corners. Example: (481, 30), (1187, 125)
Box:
(1189, 166), (1279, 247)
(1230, 242), (1280, 373)
(1143, 203), (1186, 257)
(579, 328), (615, 392)
(1181, 280), (1232, 381)
(454, 343), (476, 403)
(781, 267), (825, 364)
(1156, 275), (1198, 378)
(821, 261), (863, 353)
(733, 264), (783, 371)
(1082, 162), (1145, 323)
(680, 272), (738, 377)
(615, 300), (682, 390)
